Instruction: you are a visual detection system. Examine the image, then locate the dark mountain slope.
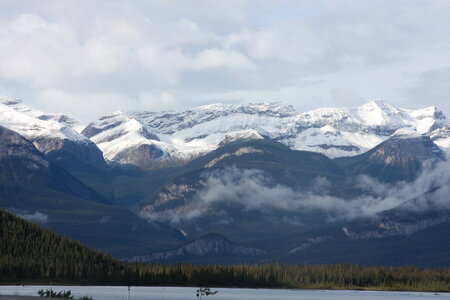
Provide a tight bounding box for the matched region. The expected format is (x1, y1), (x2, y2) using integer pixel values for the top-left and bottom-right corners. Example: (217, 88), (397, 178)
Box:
(45, 150), (180, 208)
(136, 139), (351, 244)
(0, 126), (183, 258)
(335, 134), (445, 182)
(0, 209), (122, 283)
(278, 210), (450, 267)
(128, 233), (264, 264)
(139, 138), (348, 207)
(0, 126), (107, 204)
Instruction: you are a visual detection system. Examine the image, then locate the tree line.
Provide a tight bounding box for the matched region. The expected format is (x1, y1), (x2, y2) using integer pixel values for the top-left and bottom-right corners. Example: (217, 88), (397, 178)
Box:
(1, 210), (449, 291)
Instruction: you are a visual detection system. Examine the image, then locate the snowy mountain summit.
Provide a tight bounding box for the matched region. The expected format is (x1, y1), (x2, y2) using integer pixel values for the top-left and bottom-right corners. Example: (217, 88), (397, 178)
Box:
(0, 97), (86, 144)
(1, 96), (447, 169)
(83, 100), (448, 169)
(0, 97), (105, 167)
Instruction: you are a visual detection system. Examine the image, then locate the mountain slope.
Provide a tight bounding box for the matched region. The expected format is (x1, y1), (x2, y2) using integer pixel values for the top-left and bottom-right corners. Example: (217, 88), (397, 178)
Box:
(0, 97), (106, 169)
(430, 121), (450, 151)
(0, 126), (183, 257)
(277, 208), (450, 267)
(128, 233), (264, 264)
(137, 139), (350, 242)
(0, 125), (106, 204)
(0, 209), (123, 283)
(132, 136), (449, 264)
(83, 100), (448, 169)
(335, 131), (446, 182)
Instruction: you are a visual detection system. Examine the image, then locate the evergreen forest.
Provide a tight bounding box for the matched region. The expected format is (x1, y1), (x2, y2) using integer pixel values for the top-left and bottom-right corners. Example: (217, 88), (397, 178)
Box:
(1, 210), (449, 292)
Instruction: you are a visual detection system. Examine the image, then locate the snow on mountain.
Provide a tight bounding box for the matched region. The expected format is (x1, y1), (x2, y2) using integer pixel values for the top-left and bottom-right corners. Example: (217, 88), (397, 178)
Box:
(83, 100), (448, 169)
(0, 97), (88, 143)
(0, 97), (107, 169)
(287, 101), (447, 157)
(429, 121), (450, 151)
(82, 103), (294, 168)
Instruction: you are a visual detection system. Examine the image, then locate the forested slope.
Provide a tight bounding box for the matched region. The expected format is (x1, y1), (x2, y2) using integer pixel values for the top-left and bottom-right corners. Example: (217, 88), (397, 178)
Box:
(1, 210), (449, 291)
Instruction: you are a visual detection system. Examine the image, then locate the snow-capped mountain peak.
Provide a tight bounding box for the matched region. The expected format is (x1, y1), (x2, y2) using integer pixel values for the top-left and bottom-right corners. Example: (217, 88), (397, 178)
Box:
(0, 97), (107, 168)
(82, 100), (448, 169)
(430, 121), (450, 151)
(0, 97), (88, 143)
(0, 97), (447, 169)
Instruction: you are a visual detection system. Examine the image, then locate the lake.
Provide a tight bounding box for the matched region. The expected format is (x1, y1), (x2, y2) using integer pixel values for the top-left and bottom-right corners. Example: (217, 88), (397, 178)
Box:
(0, 285), (449, 300)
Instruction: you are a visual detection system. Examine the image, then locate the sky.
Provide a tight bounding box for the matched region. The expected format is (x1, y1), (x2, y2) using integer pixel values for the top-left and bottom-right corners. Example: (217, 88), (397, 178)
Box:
(0, 0), (450, 122)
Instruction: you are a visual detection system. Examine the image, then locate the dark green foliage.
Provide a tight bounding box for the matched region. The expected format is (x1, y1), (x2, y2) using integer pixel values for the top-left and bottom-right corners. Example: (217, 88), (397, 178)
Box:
(37, 289), (74, 298)
(37, 289), (94, 300)
(1, 210), (449, 291)
(0, 210), (125, 283)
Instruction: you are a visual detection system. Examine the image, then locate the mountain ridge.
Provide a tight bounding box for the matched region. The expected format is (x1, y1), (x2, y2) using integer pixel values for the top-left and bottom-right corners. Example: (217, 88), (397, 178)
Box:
(1, 97), (449, 170)
(83, 100), (449, 169)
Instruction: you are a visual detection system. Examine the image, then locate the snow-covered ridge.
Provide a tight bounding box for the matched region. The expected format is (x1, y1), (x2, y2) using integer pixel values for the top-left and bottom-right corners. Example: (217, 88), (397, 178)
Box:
(0, 97), (88, 143)
(1, 96), (446, 169)
(83, 100), (448, 168)
(430, 121), (450, 151)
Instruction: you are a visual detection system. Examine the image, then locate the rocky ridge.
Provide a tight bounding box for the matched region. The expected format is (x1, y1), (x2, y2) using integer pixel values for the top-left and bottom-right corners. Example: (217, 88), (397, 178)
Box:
(128, 234), (264, 262)
(83, 100), (448, 169)
(0, 97), (106, 168)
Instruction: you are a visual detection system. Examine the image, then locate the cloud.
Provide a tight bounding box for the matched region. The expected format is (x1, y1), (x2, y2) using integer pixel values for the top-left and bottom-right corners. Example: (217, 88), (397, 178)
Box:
(139, 92), (182, 111)
(18, 211), (49, 223)
(224, 24), (327, 64)
(1, 1), (450, 120)
(146, 161), (450, 224)
(37, 89), (131, 122)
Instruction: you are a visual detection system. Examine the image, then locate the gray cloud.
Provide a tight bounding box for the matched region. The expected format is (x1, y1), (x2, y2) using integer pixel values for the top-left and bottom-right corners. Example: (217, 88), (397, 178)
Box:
(1, 0), (450, 121)
(19, 211), (49, 223)
(152, 161), (450, 224)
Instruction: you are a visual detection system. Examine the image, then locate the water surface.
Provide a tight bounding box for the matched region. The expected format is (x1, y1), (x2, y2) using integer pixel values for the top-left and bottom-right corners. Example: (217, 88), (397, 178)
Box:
(0, 285), (448, 300)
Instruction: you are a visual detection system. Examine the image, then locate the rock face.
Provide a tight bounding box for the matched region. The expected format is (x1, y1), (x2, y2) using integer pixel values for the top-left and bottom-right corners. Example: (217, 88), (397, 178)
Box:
(282, 208), (450, 267)
(33, 137), (106, 169)
(341, 215), (450, 240)
(0, 125), (106, 204)
(0, 97), (106, 169)
(335, 133), (446, 182)
(0, 125), (49, 168)
(128, 234), (264, 262)
(366, 136), (444, 165)
(83, 100), (448, 169)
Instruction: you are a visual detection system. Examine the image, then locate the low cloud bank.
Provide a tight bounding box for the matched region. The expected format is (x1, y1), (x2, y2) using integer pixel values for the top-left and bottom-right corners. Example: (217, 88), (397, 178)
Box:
(148, 160), (450, 224)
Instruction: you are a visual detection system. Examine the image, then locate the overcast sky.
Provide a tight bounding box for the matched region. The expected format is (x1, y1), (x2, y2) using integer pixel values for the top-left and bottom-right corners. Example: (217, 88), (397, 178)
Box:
(0, 0), (450, 122)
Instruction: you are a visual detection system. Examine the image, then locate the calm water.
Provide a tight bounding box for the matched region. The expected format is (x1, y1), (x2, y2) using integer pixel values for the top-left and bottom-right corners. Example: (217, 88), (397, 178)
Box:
(0, 285), (449, 300)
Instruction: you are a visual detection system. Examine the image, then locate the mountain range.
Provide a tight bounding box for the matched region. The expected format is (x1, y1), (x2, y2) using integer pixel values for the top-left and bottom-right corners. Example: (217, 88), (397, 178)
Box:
(0, 96), (449, 266)
(82, 100), (449, 169)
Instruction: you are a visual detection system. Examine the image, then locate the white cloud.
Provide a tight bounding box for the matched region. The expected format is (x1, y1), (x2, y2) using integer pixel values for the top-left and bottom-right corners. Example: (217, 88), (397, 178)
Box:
(193, 48), (255, 70)
(224, 24), (327, 64)
(37, 89), (130, 122)
(147, 162), (450, 224)
(0, 1), (450, 120)
(139, 92), (182, 111)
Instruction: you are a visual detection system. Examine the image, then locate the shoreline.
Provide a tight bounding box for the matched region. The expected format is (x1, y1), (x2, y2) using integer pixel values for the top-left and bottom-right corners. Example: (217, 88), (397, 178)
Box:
(0, 296), (40, 300)
(1, 285), (449, 294)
